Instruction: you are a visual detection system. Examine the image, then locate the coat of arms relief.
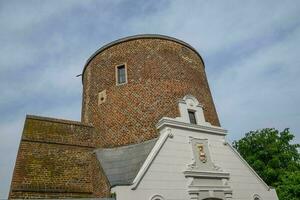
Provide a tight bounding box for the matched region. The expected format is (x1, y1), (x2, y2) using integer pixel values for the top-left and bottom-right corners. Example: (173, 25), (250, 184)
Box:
(184, 137), (232, 200)
(197, 144), (207, 163)
(187, 137), (216, 170)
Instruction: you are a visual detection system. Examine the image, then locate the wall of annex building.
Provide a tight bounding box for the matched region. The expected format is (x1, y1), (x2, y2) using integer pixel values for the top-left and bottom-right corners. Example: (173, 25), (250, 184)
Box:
(9, 116), (110, 199)
(112, 126), (278, 200)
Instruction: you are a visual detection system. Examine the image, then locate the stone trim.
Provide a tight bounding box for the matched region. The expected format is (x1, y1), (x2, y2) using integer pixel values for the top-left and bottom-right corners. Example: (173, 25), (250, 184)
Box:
(130, 128), (173, 190)
(183, 170), (230, 179)
(156, 117), (227, 135)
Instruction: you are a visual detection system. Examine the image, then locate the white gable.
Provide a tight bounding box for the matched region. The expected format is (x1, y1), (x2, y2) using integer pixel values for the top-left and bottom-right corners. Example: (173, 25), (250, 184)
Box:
(111, 95), (278, 200)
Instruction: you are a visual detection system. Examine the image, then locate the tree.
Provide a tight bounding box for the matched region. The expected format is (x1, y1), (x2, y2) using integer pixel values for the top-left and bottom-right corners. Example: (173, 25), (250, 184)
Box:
(233, 128), (300, 200)
(276, 171), (300, 200)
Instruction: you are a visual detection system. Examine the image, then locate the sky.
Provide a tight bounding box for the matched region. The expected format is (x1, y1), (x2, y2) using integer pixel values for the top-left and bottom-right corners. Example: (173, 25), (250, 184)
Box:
(0, 0), (300, 198)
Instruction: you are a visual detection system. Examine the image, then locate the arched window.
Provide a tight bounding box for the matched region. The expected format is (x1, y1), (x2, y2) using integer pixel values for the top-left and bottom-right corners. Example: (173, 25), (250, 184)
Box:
(253, 194), (262, 200)
(150, 194), (164, 200)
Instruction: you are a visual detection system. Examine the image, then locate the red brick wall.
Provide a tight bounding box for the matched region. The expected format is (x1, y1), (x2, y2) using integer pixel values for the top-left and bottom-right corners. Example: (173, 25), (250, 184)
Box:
(9, 116), (110, 199)
(82, 38), (220, 147)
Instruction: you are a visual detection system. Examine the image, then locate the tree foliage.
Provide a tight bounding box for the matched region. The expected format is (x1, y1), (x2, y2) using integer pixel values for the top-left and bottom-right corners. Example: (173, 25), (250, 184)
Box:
(276, 171), (300, 200)
(233, 128), (300, 200)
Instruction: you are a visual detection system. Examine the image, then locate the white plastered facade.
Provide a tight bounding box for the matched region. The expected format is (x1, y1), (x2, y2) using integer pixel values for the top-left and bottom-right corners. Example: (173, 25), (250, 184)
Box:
(111, 95), (278, 200)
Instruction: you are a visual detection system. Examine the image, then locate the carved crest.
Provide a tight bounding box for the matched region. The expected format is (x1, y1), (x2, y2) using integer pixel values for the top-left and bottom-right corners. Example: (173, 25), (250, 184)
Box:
(197, 144), (207, 163)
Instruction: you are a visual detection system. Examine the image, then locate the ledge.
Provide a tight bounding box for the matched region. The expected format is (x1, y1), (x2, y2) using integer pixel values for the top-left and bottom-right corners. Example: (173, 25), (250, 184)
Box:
(21, 138), (95, 148)
(12, 187), (93, 194)
(183, 170), (230, 179)
(156, 117), (227, 135)
(26, 115), (94, 128)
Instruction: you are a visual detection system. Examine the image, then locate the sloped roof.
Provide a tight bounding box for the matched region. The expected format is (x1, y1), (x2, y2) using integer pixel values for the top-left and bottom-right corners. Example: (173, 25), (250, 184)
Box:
(95, 138), (158, 186)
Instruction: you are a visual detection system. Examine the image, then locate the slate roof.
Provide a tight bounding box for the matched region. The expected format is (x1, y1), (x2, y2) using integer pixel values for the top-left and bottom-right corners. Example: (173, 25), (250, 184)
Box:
(94, 138), (158, 186)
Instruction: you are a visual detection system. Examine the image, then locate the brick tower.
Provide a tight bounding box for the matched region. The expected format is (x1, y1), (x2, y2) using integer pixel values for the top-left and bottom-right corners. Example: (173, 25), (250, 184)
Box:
(9, 34), (220, 199)
(81, 34), (220, 148)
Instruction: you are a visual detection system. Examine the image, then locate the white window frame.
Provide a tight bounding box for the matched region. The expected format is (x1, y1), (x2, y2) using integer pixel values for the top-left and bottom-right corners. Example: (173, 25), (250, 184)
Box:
(115, 63), (128, 85)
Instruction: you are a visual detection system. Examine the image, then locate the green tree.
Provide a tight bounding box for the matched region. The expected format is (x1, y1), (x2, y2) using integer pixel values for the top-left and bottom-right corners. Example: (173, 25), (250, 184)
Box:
(276, 171), (300, 200)
(233, 128), (300, 199)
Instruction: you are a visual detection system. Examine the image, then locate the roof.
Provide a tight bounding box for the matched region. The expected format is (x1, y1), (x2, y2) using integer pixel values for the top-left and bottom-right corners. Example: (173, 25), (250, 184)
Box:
(94, 138), (158, 187)
(82, 34), (205, 82)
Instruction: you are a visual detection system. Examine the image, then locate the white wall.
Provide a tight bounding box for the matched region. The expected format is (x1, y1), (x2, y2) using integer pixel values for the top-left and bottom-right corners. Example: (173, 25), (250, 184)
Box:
(112, 95), (278, 200)
(112, 123), (278, 200)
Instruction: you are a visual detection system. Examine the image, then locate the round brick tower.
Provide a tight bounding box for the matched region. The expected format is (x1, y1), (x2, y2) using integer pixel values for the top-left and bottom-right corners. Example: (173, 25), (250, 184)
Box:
(81, 34), (220, 147)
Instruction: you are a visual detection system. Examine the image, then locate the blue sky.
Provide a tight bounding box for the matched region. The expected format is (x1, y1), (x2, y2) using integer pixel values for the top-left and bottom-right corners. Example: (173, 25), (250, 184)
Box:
(1, 0), (300, 198)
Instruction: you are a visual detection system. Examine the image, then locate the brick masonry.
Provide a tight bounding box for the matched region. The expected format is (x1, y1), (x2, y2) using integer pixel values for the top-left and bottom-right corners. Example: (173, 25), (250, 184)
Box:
(82, 37), (220, 147)
(10, 35), (220, 199)
(9, 115), (110, 199)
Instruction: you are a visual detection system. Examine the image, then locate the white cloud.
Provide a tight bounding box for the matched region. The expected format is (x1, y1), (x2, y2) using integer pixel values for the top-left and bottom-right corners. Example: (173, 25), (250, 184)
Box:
(128, 0), (300, 55)
(1, 0), (300, 198)
(213, 24), (300, 142)
(0, 0), (92, 32)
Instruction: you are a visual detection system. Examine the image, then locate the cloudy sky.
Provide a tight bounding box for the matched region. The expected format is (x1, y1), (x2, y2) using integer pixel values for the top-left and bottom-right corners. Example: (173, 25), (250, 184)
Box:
(1, 0), (300, 198)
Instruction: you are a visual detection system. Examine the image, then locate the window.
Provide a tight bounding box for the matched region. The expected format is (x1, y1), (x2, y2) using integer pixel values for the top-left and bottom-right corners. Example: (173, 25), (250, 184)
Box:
(188, 110), (197, 124)
(151, 195), (164, 200)
(253, 194), (262, 200)
(116, 64), (127, 85)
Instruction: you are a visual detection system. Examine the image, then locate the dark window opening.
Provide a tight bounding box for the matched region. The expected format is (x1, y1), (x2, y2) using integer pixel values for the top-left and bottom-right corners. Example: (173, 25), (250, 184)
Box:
(188, 110), (197, 124)
(117, 65), (126, 84)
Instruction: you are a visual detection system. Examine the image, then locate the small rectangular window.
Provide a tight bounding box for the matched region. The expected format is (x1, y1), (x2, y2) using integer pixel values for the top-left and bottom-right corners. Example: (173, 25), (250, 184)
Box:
(116, 64), (127, 85)
(188, 110), (197, 124)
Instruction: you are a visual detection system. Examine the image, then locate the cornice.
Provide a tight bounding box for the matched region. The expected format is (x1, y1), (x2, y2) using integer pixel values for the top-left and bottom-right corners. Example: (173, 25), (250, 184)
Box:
(156, 117), (227, 136)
